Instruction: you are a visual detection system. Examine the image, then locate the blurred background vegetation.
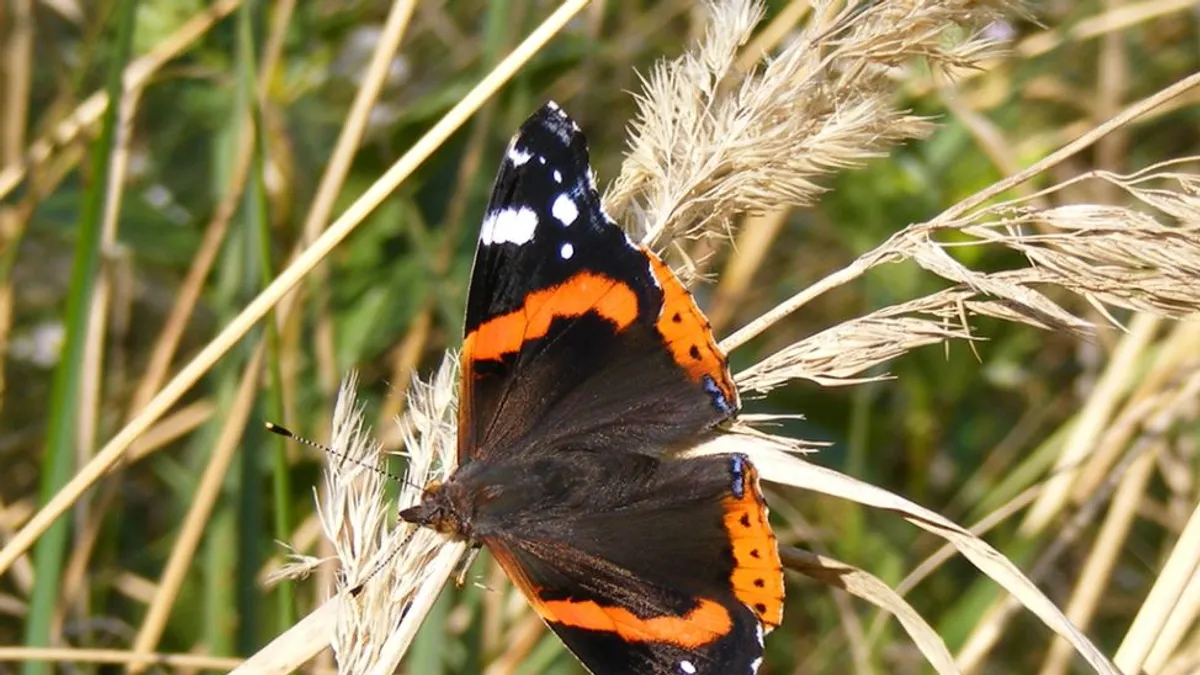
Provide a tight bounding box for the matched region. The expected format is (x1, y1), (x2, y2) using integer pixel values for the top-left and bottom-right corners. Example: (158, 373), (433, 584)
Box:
(2, 0), (1200, 673)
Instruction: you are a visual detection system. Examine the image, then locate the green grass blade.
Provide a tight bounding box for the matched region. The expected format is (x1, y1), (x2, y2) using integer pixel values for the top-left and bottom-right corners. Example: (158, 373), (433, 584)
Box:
(234, 0), (296, 636)
(21, 1), (138, 672)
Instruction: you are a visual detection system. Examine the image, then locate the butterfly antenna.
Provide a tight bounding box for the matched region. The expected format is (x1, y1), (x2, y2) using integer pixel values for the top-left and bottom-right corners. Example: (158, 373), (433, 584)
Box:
(264, 421), (419, 490)
(344, 527), (421, 597)
(266, 423), (442, 595)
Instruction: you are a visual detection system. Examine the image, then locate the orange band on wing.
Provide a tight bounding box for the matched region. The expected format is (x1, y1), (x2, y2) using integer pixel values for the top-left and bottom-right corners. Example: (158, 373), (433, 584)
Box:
(540, 597), (732, 648)
(641, 246), (738, 408)
(465, 272), (639, 363)
(722, 461), (784, 630)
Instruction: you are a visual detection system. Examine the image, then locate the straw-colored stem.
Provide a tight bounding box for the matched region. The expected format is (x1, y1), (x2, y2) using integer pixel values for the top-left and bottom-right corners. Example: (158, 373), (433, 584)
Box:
(0, 0), (33, 421)
(0, 0), (592, 579)
(0, 0), (244, 201)
(1020, 314), (1159, 533)
(0, 647), (244, 670)
(128, 345), (267, 662)
(1038, 446), (1157, 675)
(1115, 497), (1200, 672)
(297, 0), (418, 411)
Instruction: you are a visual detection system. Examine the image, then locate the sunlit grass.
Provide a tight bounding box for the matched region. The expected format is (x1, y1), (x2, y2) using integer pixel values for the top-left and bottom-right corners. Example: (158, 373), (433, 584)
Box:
(3, 1), (1200, 674)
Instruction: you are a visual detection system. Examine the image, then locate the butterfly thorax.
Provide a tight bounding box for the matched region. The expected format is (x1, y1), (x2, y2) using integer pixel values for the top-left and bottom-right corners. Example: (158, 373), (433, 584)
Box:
(399, 450), (663, 542)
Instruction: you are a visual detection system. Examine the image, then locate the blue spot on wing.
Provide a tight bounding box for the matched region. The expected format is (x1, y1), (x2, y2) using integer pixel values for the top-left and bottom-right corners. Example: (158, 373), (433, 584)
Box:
(702, 375), (735, 416)
(730, 454), (746, 498)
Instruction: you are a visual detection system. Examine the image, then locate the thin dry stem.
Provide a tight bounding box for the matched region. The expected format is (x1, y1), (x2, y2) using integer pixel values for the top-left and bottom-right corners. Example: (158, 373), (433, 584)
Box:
(783, 547), (959, 674)
(687, 432), (1119, 673)
(1114, 431), (1200, 672)
(58, 83), (143, 634)
(1021, 315), (1159, 534)
(128, 345), (266, 662)
(1073, 322), (1200, 499)
(1146, 563), (1200, 673)
(1038, 448), (1156, 675)
(0, 0), (33, 421)
(958, 362), (1200, 671)
(0, 0), (245, 201)
(126, 0), (292, 417)
(732, 162), (1200, 399)
(0, 647), (243, 670)
(0, 0), (591, 578)
(296, 0), (418, 417)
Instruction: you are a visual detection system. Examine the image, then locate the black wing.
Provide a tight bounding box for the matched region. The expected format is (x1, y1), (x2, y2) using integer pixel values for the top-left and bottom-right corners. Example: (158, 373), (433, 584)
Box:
(482, 453), (783, 675)
(459, 102), (738, 464)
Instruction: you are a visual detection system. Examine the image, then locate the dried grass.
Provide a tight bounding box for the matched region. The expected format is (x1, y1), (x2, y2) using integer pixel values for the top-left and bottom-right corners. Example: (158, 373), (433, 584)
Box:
(780, 547), (959, 674)
(737, 161), (1200, 397)
(295, 1), (1200, 673)
(302, 360), (464, 675)
(606, 0), (1012, 247)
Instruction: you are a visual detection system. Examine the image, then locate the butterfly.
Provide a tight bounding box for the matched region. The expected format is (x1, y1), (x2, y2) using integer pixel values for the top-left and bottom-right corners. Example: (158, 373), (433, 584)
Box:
(399, 101), (784, 674)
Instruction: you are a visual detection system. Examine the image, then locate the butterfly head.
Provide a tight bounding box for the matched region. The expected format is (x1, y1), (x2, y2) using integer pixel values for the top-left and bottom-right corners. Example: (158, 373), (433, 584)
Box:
(398, 478), (475, 538)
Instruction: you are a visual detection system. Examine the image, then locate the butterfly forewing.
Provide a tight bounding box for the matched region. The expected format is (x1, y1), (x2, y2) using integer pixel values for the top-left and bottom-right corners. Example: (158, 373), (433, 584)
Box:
(458, 102), (738, 466)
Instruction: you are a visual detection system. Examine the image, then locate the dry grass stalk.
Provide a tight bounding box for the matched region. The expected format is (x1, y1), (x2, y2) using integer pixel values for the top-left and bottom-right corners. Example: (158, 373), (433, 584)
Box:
(737, 294), (980, 391)
(0, 0), (590, 580)
(605, 0), (1012, 247)
(1034, 362), (1200, 675)
(314, 361), (464, 675)
(686, 433), (1119, 674)
(0, 646), (242, 670)
(0, 0), (245, 201)
(737, 162), (1200, 397)
(781, 547), (960, 674)
(1111, 372), (1200, 673)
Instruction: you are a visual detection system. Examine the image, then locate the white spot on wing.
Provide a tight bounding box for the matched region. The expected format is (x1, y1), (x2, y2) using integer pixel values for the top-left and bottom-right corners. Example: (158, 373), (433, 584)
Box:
(750, 656), (763, 673)
(507, 145), (532, 166)
(480, 207), (538, 245)
(679, 661), (697, 674)
(560, 242), (574, 259)
(552, 194), (579, 226)
(480, 212), (496, 243)
(553, 169), (562, 183)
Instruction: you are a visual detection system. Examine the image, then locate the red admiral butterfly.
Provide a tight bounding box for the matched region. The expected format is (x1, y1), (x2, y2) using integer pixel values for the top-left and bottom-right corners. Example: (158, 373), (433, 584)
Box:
(400, 102), (784, 674)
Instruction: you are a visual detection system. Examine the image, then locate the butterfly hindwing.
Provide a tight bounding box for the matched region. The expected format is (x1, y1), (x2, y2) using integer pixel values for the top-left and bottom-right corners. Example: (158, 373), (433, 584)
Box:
(458, 102), (738, 465)
(479, 452), (783, 675)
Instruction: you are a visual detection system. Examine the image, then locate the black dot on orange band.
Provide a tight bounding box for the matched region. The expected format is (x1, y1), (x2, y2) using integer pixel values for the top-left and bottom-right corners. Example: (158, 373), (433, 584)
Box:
(689, 345), (701, 360)
(754, 578), (765, 588)
(755, 603), (767, 613)
(750, 549), (760, 558)
(740, 514), (751, 528)
(672, 312), (682, 323)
